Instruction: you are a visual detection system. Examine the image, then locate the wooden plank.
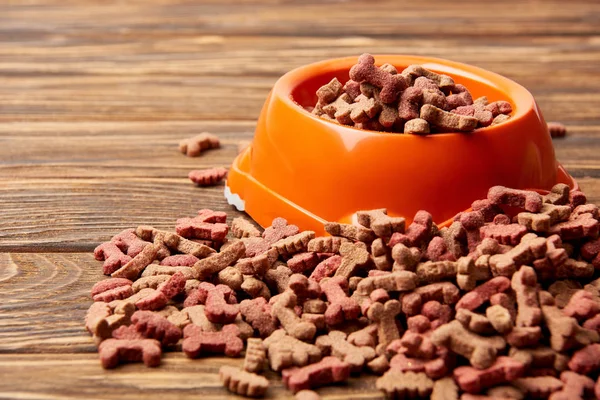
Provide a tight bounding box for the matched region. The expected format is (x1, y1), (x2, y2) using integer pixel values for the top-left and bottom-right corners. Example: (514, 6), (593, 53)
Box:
(0, 353), (383, 400)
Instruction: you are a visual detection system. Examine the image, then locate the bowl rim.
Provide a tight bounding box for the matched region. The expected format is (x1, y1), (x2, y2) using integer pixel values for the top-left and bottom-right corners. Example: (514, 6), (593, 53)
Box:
(273, 54), (538, 138)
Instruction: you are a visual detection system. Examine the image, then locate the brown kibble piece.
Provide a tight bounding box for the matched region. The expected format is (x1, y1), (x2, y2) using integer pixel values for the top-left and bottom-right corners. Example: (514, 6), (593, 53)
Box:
(512, 266), (542, 327)
(111, 243), (159, 280)
(547, 122), (567, 138)
(376, 370), (433, 399)
(356, 270), (417, 295)
(325, 222), (376, 243)
(485, 386), (524, 400)
(182, 324), (243, 358)
(456, 308), (494, 335)
(272, 231), (315, 257)
(367, 299), (402, 354)
(98, 338), (161, 369)
(264, 263), (294, 293)
(136, 226), (215, 259)
(231, 217), (261, 239)
(141, 265), (195, 280)
(179, 133), (220, 157)
(405, 118), (431, 134)
(316, 330), (376, 372)
(402, 64), (454, 90)
(193, 240), (246, 279)
(356, 209), (406, 238)
(263, 329), (321, 371)
(541, 302), (599, 352)
(218, 266), (244, 291)
(244, 337), (266, 373)
(420, 104), (478, 132)
(431, 320), (505, 369)
(316, 77), (343, 104)
(307, 236), (348, 254)
(271, 291), (316, 341)
(431, 376), (459, 400)
(219, 365), (269, 398)
(488, 235), (547, 277)
(334, 242), (371, 279)
(241, 276), (271, 300)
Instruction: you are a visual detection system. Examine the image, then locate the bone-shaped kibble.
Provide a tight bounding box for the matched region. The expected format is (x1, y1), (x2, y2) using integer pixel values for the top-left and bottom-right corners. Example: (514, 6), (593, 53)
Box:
(111, 243), (159, 280)
(236, 248), (279, 277)
(550, 371), (595, 400)
(355, 270), (417, 295)
(287, 252), (320, 274)
(175, 218), (228, 242)
(263, 329), (321, 371)
(563, 290), (600, 321)
(182, 324), (243, 358)
(219, 365), (269, 397)
(456, 276), (511, 311)
(309, 255), (342, 282)
(349, 54), (407, 103)
(185, 282), (239, 324)
(488, 186), (543, 213)
(359, 83), (400, 128)
(91, 278), (133, 302)
(323, 93), (381, 125)
(370, 238), (393, 271)
(431, 320), (506, 369)
(159, 254), (199, 266)
(356, 209), (406, 238)
(193, 240), (245, 279)
(568, 343), (600, 375)
(548, 212), (599, 241)
(130, 310), (182, 346)
(316, 77), (343, 104)
(541, 302), (599, 352)
(401, 64), (455, 90)
(288, 274), (321, 303)
(188, 167), (227, 186)
(321, 276), (360, 326)
(333, 242), (370, 279)
(243, 337), (266, 373)
(282, 356), (351, 394)
(94, 242), (133, 275)
(178, 133), (219, 157)
(324, 222), (377, 243)
(264, 263), (293, 293)
(404, 118), (431, 135)
(367, 299), (401, 354)
(420, 104), (478, 132)
(511, 376), (563, 399)
(98, 338), (162, 369)
(271, 291), (316, 341)
(431, 377), (459, 400)
(518, 203), (571, 232)
(262, 217), (299, 246)
(511, 266), (542, 327)
(415, 260), (458, 284)
(376, 370), (434, 399)
(241, 276), (271, 300)
(136, 226), (215, 259)
(231, 217), (261, 238)
(488, 235), (547, 277)
(480, 223), (528, 246)
(156, 305), (189, 329)
(271, 231), (315, 257)
(141, 265), (195, 280)
(453, 356), (525, 394)
(456, 308), (495, 335)
(111, 228), (150, 258)
(398, 86), (422, 121)
(307, 236), (348, 253)
(316, 330), (376, 372)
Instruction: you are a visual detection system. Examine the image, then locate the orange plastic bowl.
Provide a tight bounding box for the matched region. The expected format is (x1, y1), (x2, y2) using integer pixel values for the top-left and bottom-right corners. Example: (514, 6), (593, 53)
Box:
(225, 55), (577, 234)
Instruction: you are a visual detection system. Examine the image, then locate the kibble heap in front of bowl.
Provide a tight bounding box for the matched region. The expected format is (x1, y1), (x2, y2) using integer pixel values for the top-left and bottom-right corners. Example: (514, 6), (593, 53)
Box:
(86, 182), (600, 399)
(309, 53), (513, 134)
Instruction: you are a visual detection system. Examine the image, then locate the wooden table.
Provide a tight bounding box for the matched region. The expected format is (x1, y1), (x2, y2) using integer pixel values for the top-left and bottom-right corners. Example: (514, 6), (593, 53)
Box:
(1, 1), (599, 398)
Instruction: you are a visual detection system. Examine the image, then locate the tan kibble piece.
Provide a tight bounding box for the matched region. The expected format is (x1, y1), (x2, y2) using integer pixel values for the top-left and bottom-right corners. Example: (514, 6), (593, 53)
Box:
(183, 305), (219, 332)
(356, 209), (406, 238)
(179, 133), (220, 157)
(456, 308), (494, 335)
(402, 64), (455, 89)
(334, 242), (371, 280)
(512, 376), (563, 399)
(324, 222), (376, 243)
(544, 183), (570, 205)
(241, 276), (271, 300)
(431, 376), (459, 400)
(541, 302), (599, 352)
(219, 365), (269, 397)
(492, 114), (511, 125)
(264, 263), (293, 294)
(85, 302), (112, 339)
(548, 280), (582, 308)
(231, 217), (262, 238)
(271, 231), (315, 257)
(136, 226), (215, 258)
(486, 305), (513, 334)
(217, 266), (244, 291)
(367, 299), (402, 355)
(141, 265), (196, 279)
(236, 248), (279, 277)
(517, 203), (571, 232)
(347, 324), (378, 348)
(307, 236), (349, 253)
(489, 235), (547, 277)
(271, 292), (316, 341)
(366, 354), (390, 375)
(316, 78), (343, 104)
(193, 240), (246, 279)
(315, 330), (376, 372)
(111, 243), (159, 280)
(376, 370), (434, 399)
(132, 275), (171, 292)
(420, 104), (478, 132)
(512, 266), (542, 327)
(244, 338), (266, 373)
(371, 238), (393, 271)
(431, 320), (505, 369)
(155, 306), (190, 329)
(295, 390), (321, 400)
(303, 299), (327, 314)
(486, 386), (524, 400)
(404, 118), (430, 135)
(263, 329), (321, 371)
(391, 243), (421, 272)
(416, 260), (457, 284)
(456, 256), (477, 291)
(356, 271), (417, 295)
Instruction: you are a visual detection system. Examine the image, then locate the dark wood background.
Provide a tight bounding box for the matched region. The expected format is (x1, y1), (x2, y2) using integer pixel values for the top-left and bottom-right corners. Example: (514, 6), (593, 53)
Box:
(1, 0), (599, 398)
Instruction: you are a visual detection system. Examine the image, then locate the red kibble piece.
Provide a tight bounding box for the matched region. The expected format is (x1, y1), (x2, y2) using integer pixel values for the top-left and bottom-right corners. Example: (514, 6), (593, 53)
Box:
(471, 199), (503, 222)
(446, 84), (474, 110)
(287, 252), (320, 274)
(94, 242), (132, 275)
(182, 324), (243, 358)
(454, 356), (525, 394)
(282, 356), (351, 393)
(547, 122), (567, 138)
(485, 100), (512, 116)
(568, 343), (600, 375)
(131, 310), (182, 346)
(112, 324), (144, 340)
(185, 282), (238, 324)
(456, 276), (511, 311)
(195, 209), (227, 223)
(135, 290), (168, 311)
(349, 53), (406, 104)
(98, 338), (162, 369)
(548, 213), (599, 241)
(91, 278), (132, 297)
(263, 217), (300, 245)
(563, 290), (600, 321)
(188, 167), (228, 187)
(398, 86), (422, 121)
(321, 276), (360, 326)
(480, 223), (527, 246)
(550, 371), (595, 400)
(239, 297), (278, 338)
(157, 271), (186, 299)
(487, 186), (543, 213)
(93, 284), (133, 303)
(112, 229), (150, 258)
(160, 254), (199, 266)
(288, 274), (321, 303)
(425, 236), (455, 262)
(309, 255), (342, 282)
(389, 210), (434, 249)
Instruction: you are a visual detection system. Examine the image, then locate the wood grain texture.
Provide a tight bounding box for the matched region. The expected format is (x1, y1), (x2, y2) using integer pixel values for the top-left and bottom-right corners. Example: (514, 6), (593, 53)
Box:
(1, 0), (600, 398)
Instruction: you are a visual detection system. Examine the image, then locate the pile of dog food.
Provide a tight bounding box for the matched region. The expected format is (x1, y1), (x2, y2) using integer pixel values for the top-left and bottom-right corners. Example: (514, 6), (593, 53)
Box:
(86, 183), (600, 399)
(310, 53), (513, 134)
